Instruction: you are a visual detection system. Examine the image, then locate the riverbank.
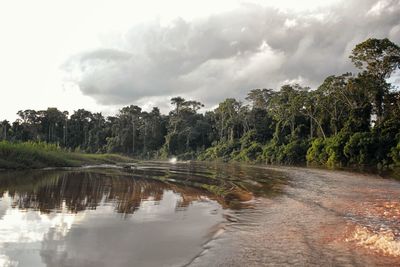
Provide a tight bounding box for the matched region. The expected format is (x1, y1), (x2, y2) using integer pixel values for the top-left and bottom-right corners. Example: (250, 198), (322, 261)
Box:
(0, 141), (133, 170)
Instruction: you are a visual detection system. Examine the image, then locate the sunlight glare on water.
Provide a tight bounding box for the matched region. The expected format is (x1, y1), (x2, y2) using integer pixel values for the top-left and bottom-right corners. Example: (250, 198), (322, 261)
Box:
(169, 157), (178, 164)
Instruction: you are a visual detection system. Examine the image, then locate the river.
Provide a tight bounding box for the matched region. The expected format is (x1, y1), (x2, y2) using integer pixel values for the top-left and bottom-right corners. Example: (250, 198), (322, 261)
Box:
(0, 162), (399, 266)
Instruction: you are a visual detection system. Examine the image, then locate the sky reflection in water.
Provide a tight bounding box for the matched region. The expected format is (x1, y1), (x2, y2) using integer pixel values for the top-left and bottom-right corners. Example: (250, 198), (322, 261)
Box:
(0, 168), (226, 267)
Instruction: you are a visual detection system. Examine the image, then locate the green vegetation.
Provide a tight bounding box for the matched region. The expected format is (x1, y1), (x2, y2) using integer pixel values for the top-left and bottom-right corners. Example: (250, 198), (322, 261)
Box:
(1, 37), (400, 173)
(0, 141), (133, 169)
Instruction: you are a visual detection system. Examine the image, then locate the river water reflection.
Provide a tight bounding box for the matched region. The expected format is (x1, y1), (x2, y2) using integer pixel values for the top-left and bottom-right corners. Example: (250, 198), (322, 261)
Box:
(0, 162), (287, 267)
(0, 162), (399, 266)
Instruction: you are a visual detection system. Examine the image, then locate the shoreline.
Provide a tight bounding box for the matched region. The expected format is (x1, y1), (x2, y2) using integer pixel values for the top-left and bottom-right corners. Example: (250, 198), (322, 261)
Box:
(2, 157), (399, 182)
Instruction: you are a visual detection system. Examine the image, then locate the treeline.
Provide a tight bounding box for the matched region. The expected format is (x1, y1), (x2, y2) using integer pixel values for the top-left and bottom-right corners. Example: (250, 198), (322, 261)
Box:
(1, 38), (400, 170)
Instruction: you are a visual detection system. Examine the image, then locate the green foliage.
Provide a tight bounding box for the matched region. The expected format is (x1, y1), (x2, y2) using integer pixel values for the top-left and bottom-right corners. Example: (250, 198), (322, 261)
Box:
(307, 133), (350, 168)
(0, 141), (132, 169)
(233, 142), (263, 162)
(344, 132), (377, 166)
(306, 138), (328, 165)
(239, 130), (258, 149)
(282, 140), (310, 165)
(198, 140), (240, 161)
(391, 141), (400, 166)
(350, 38), (400, 78)
(1, 37), (400, 175)
(262, 139), (309, 165)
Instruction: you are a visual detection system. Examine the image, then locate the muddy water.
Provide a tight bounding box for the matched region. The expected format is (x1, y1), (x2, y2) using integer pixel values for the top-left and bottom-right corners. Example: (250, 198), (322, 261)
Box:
(0, 162), (399, 266)
(190, 166), (400, 267)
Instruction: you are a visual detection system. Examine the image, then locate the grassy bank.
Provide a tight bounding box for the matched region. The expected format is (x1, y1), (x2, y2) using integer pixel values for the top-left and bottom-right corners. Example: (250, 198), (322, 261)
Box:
(0, 141), (134, 170)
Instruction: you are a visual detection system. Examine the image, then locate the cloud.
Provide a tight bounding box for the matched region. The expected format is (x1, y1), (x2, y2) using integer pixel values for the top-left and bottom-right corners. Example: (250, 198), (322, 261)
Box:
(63, 0), (400, 110)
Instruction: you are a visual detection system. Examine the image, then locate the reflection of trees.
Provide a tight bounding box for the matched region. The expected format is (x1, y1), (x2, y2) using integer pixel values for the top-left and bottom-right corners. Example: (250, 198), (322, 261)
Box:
(0, 162), (283, 213)
(130, 162), (287, 201)
(0, 170), (222, 214)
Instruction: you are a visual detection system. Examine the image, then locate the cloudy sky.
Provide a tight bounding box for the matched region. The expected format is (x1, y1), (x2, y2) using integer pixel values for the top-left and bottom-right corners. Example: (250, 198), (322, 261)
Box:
(0, 0), (399, 120)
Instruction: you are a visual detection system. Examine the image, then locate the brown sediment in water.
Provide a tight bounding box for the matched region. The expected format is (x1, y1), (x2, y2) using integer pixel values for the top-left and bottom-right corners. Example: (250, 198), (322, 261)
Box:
(345, 224), (400, 257)
(190, 166), (400, 267)
(1, 162), (400, 266)
(339, 196), (400, 258)
(225, 189), (253, 202)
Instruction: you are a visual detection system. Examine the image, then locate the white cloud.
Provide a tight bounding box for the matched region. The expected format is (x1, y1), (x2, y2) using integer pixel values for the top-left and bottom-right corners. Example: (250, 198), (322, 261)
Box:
(0, 0), (399, 120)
(284, 18), (298, 28)
(62, 0), (400, 110)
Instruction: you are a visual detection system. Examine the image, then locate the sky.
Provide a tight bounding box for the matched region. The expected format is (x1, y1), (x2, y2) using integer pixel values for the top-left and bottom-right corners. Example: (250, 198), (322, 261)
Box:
(0, 0), (399, 121)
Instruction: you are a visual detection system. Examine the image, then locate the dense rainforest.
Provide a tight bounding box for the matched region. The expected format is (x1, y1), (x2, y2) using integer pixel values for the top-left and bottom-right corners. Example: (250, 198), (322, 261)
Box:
(1, 38), (400, 171)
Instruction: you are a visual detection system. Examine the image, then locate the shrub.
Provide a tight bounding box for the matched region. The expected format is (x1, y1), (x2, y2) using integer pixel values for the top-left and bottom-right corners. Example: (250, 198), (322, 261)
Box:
(324, 133), (350, 167)
(282, 140), (309, 164)
(344, 132), (377, 166)
(198, 140), (240, 161)
(239, 130), (258, 149)
(0, 141), (132, 169)
(262, 139), (309, 165)
(261, 140), (283, 164)
(391, 141), (400, 166)
(233, 142), (263, 162)
(306, 133), (350, 168)
(306, 138), (328, 165)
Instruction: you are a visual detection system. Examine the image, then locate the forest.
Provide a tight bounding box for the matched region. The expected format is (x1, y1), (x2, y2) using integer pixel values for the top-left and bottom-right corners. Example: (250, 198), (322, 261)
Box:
(1, 38), (400, 171)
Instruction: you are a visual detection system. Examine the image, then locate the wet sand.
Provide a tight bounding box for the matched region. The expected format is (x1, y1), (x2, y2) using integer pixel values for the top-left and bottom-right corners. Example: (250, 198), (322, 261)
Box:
(190, 166), (400, 267)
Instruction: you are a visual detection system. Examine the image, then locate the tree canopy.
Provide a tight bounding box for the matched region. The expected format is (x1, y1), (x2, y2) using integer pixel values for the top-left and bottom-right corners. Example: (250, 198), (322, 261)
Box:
(2, 38), (400, 170)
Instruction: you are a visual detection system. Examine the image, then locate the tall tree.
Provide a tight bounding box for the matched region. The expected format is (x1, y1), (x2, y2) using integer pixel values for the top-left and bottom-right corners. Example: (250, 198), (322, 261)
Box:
(350, 38), (400, 79)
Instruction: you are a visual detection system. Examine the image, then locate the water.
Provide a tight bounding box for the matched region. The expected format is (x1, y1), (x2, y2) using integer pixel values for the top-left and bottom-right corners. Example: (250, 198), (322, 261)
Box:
(0, 162), (399, 266)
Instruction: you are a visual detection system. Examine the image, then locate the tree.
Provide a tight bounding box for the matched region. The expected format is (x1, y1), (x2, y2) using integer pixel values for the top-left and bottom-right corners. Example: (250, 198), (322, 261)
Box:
(214, 98), (242, 142)
(0, 120), (10, 140)
(119, 105), (142, 154)
(269, 84), (308, 142)
(68, 109), (93, 150)
(350, 38), (400, 79)
(316, 74), (351, 136)
(246, 88), (274, 110)
(2, 37), (400, 170)
(299, 90), (326, 139)
(163, 97), (206, 156)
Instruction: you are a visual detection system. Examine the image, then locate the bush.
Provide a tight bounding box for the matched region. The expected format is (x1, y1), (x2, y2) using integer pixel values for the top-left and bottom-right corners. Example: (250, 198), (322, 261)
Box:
(344, 132), (377, 166)
(198, 140), (240, 161)
(0, 141), (70, 168)
(262, 139), (309, 165)
(391, 141), (400, 166)
(239, 130), (257, 149)
(0, 141), (133, 169)
(325, 133), (350, 167)
(233, 142), (263, 162)
(306, 133), (350, 168)
(261, 140), (283, 164)
(306, 138), (328, 165)
(282, 140), (309, 164)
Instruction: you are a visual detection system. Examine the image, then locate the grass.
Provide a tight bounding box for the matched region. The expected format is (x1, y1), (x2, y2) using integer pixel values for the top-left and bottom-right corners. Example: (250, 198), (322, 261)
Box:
(0, 141), (134, 170)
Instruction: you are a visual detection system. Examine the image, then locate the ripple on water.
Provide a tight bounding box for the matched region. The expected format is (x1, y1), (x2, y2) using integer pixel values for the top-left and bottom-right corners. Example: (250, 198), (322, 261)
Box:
(1, 163), (400, 267)
(346, 225), (400, 257)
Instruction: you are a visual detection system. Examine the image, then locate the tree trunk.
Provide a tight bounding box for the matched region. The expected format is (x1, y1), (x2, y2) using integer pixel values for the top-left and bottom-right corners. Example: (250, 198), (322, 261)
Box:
(143, 121), (147, 154)
(64, 120), (68, 146)
(132, 119), (136, 154)
(290, 116), (295, 138)
(186, 131), (190, 151)
(220, 116), (224, 140)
